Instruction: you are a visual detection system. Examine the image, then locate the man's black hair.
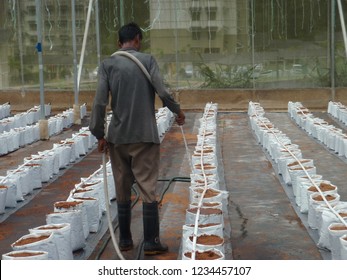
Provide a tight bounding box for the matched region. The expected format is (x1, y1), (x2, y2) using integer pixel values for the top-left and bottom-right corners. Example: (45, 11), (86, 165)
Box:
(118, 22), (143, 44)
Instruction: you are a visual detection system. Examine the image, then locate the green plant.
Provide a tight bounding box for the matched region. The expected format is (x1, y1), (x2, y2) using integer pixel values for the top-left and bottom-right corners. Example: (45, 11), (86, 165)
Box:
(309, 58), (330, 87)
(197, 62), (254, 89)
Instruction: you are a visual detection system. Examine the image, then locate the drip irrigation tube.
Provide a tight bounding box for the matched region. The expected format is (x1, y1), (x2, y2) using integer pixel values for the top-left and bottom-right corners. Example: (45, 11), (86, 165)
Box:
(191, 102), (216, 260)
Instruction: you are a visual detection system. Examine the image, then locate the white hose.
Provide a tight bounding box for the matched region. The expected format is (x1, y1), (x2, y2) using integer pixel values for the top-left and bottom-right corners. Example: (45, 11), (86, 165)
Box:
(111, 51), (153, 82)
(102, 109), (125, 260)
(102, 152), (125, 260)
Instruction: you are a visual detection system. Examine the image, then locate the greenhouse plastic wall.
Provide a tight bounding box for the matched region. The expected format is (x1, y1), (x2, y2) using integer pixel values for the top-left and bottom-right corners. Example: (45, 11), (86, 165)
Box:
(1, 0), (347, 92)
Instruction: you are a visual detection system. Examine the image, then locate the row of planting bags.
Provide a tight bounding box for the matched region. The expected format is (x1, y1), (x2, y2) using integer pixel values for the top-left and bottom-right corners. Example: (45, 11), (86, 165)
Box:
(1, 107), (175, 260)
(248, 101), (347, 260)
(0, 124), (97, 212)
(181, 103), (229, 260)
(0, 104), (51, 155)
(0, 103), (87, 156)
(288, 101), (347, 158)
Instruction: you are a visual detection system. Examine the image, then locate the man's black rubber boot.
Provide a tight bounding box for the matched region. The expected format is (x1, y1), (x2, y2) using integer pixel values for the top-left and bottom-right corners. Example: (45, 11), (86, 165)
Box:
(117, 201), (134, 251)
(143, 201), (168, 255)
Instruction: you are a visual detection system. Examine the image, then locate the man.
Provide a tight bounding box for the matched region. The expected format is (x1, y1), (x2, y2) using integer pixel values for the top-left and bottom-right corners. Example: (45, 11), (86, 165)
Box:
(89, 22), (185, 255)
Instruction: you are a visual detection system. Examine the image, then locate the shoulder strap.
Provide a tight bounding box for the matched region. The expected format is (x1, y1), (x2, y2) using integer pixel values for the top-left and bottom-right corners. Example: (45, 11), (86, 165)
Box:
(111, 51), (153, 86)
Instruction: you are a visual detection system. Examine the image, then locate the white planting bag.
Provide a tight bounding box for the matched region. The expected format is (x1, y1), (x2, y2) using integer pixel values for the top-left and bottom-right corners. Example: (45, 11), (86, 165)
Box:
(190, 172), (219, 183)
(0, 177), (17, 208)
(0, 186), (8, 214)
(14, 169), (31, 196)
(185, 207), (224, 226)
(0, 134), (8, 155)
(300, 181), (336, 214)
(23, 126), (34, 145)
(24, 156), (51, 183)
(11, 232), (59, 260)
(53, 144), (71, 169)
(191, 178), (220, 190)
(29, 223), (73, 260)
(73, 136), (86, 156)
(38, 151), (58, 177)
(94, 165), (116, 201)
(189, 186), (228, 205)
(23, 163), (42, 190)
(294, 175), (322, 209)
(2, 250), (49, 260)
(39, 151), (59, 175)
(186, 234), (225, 254)
(46, 210), (85, 252)
(192, 161), (218, 174)
(54, 201), (89, 239)
(5, 171), (24, 202)
(182, 222), (223, 242)
(340, 234), (347, 260)
(67, 196), (100, 233)
(182, 248), (225, 260)
(318, 208), (347, 250)
(79, 178), (106, 213)
(308, 193), (340, 229)
(328, 222), (347, 260)
(191, 154), (217, 166)
(286, 159), (316, 186)
(70, 187), (102, 220)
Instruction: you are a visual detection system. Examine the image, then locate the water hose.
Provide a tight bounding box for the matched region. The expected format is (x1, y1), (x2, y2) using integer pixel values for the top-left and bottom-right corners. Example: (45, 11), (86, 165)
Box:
(102, 151), (126, 260)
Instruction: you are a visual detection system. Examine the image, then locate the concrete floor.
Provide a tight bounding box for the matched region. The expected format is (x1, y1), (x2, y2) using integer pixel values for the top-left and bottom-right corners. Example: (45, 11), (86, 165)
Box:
(1, 110), (346, 260)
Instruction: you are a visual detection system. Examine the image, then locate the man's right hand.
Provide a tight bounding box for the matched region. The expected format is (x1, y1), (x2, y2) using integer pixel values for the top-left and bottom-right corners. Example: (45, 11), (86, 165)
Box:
(97, 138), (108, 153)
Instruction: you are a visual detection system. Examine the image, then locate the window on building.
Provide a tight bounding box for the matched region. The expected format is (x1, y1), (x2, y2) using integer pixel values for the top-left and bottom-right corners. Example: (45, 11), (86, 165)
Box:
(208, 30), (217, 40)
(190, 8), (201, 21)
(190, 47), (203, 54)
(191, 28), (201, 40)
(206, 7), (217, 20)
(204, 48), (220, 54)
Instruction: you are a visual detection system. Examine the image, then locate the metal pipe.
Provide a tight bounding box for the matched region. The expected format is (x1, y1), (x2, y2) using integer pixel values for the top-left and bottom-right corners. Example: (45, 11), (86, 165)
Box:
(35, 0), (45, 119)
(251, 0), (255, 90)
(174, 0), (179, 89)
(120, 0), (125, 26)
(331, 0), (336, 101)
(77, 0), (93, 92)
(16, 0), (25, 95)
(71, 0), (78, 105)
(95, 0), (101, 67)
(337, 0), (347, 59)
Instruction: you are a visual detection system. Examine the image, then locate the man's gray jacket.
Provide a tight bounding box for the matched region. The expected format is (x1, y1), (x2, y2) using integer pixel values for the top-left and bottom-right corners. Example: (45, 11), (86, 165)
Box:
(89, 47), (181, 144)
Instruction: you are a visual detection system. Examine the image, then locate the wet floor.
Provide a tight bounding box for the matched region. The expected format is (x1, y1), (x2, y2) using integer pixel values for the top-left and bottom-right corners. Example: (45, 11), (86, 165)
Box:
(1, 109), (346, 260)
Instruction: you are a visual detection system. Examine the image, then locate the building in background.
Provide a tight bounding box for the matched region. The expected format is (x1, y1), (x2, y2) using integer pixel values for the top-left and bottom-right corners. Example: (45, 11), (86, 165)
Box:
(1, 0), (347, 90)
(149, 0), (249, 81)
